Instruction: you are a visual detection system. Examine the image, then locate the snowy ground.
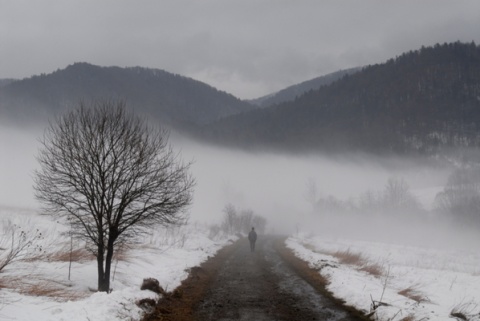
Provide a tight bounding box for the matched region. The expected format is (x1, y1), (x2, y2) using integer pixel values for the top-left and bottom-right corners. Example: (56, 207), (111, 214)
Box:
(3, 203), (480, 321)
(287, 232), (480, 321)
(0, 205), (234, 321)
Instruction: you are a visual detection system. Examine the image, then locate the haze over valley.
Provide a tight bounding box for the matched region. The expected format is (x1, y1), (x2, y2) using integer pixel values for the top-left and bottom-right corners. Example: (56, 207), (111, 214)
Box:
(2, 1), (480, 320)
(2, 43), (479, 241)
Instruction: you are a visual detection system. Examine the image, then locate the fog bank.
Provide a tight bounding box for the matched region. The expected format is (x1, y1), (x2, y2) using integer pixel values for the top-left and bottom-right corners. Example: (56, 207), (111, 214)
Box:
(0, 125), (43, 209)
(1, 125), (456, 246)
(173, 135), (450, 235)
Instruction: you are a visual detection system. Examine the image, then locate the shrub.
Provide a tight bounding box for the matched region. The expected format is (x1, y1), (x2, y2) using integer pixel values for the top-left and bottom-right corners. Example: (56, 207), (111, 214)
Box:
(141, 278), (165, 295)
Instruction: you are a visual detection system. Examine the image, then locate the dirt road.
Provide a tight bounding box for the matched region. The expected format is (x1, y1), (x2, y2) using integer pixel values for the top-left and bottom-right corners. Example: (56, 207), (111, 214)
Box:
(145, 236), (368, 321)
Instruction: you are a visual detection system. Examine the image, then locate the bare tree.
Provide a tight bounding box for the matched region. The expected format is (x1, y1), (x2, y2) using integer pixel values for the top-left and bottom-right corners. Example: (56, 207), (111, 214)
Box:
(358, 189), (381, 214)
(381, 177), (420, 214)
(0, 220), (43, 273)
(221, 204), (238, 235)
(34, 100), (194, 292)
(239, 209), (254, 234)
(220, 204), (268, 235)
(434, 167), (480, 225)
(304, 178), (319, 212)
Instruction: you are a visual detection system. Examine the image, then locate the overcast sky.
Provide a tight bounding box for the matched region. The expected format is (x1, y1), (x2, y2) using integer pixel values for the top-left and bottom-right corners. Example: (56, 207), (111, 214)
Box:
(1, 0), (480, 99)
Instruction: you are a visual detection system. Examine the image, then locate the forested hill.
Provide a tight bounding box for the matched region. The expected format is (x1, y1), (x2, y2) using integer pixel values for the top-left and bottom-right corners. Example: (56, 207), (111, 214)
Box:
(0, 63), (254, 126)
(0, 79), (15, 88)
(200, 42), (480, 155)
(248, 67), (361, 108)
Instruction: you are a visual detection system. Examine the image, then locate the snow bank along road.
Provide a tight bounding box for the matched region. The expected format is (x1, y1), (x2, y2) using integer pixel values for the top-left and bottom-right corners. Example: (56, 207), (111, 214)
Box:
(144, 236), (368, 321)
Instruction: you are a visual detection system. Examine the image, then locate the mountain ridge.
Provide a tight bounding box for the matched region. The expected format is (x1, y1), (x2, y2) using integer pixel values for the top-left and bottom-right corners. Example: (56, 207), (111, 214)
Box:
(248, 67), (361, 108)
(0, 62), (255, 127)
(2, 42), (479, 157)
(198, 42), (480, 156)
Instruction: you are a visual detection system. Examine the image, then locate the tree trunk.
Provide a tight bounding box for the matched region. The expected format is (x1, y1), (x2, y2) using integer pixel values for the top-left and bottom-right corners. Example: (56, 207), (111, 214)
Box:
(98, 229), (118, 293)
(103, 237), (116, 293)
(97, 243), (109, 292)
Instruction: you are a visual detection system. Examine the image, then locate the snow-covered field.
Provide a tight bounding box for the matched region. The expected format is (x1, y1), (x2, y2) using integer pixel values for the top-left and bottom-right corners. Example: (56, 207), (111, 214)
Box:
(287, 233), (480, 321)
(3, 207), (480, 321)
(0, 205), (234, 321)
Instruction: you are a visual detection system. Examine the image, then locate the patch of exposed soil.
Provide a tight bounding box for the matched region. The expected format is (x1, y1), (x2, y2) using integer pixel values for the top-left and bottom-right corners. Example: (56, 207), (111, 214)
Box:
(143, 236), (369, 321)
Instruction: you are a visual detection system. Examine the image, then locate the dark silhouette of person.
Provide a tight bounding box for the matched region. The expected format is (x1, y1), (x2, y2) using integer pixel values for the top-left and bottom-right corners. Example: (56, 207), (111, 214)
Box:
(248, 227), (257, 252)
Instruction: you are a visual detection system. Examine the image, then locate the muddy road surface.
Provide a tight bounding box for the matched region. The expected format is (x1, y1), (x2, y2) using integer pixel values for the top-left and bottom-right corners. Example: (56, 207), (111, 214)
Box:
(145, 236), (367, 321)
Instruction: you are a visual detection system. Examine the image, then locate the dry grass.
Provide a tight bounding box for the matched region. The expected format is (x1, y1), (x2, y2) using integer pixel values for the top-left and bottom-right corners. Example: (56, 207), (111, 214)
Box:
(19, 282), (86, 301)
(20, 253), (47, 262)
(450, 300), (479, 321)
(21, 246), (95, 263)
(30, 245), (127, 263)
(359, 262), (384, 277)
(398, 285), (431, 303)
(113, 245), (132, 262)
(0, 275), (22, 290)
(307, 245), (386, 278)
(0, 276), (87, 301)
(47, 248), (95, 262)
(332, 249), (365, 265)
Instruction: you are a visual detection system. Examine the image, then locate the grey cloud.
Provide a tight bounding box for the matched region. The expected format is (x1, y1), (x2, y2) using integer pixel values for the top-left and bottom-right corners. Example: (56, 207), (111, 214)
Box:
(1, 0), (479, 99)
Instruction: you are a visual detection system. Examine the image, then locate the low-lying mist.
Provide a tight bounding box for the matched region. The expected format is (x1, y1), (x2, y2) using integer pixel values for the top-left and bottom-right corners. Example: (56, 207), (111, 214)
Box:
(3, 124), (476, 251)
(0, 124), (43, 209)
(172, 135), (458, 240)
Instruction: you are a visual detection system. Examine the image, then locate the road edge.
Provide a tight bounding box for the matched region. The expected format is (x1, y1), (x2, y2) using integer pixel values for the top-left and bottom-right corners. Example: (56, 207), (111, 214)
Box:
(142, 238), (242, 321)
(273, 237), (371, 321)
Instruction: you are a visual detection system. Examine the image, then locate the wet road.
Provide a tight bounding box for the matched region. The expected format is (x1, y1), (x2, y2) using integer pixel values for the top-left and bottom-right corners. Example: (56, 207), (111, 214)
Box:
(191, 236), (365, 321)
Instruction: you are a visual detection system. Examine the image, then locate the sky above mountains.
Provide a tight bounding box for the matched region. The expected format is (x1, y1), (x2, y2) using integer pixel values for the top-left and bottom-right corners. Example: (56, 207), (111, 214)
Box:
(1, 0), (480, 99)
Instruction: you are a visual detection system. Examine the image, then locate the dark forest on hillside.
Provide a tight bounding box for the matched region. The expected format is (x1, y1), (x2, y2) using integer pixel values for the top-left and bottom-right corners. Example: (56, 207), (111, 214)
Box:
(200, 42), (480, 155)
(0, 63), (254, 126)
(2, 42), (480, 157)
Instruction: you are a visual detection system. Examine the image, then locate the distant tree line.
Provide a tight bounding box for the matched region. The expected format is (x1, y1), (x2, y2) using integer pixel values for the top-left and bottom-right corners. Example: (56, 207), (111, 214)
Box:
(434, 161), (480, 227)
(209, 204), (267, 239)
(305, 177), (423, 218)
(306, 157), (480, 228)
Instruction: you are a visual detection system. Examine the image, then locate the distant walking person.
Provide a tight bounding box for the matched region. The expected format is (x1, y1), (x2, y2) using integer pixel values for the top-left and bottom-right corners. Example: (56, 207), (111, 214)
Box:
(248, 227), (257, 252)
